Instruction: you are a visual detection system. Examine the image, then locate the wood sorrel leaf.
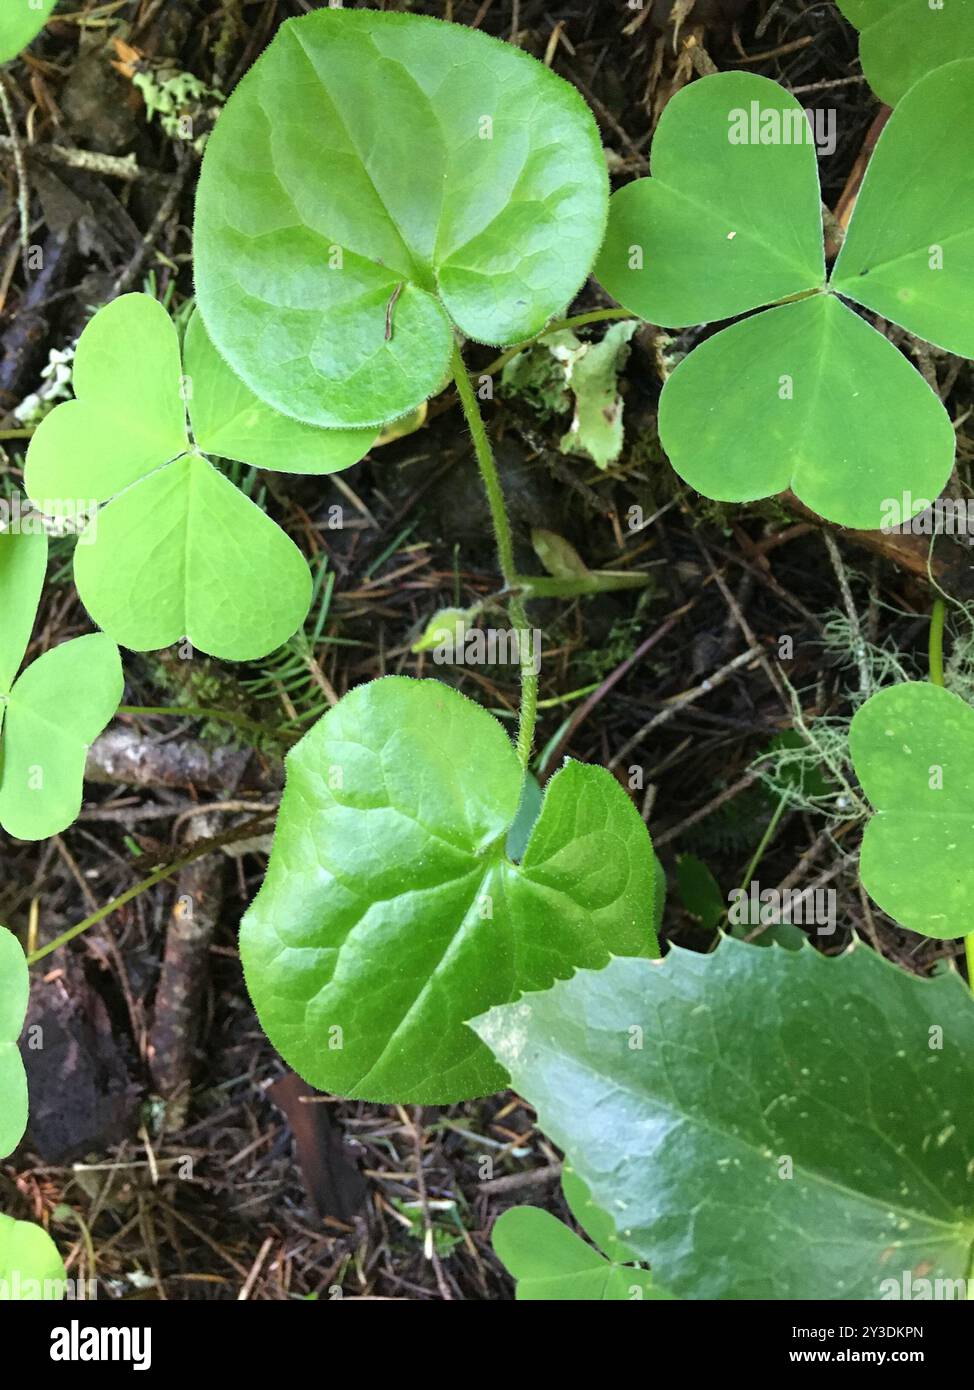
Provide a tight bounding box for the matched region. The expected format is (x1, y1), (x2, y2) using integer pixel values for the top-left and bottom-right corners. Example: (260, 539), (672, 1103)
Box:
(0, 527), (46, 694)
(832, 60), (974, 361)
(0, 635), (123, 841)
(194, 8), (609, 428)
(849, 681), (974, 940)
(595, 66), (967, 530)
(0, 1216), (65, 1300)
(72, 453), (311, 662)
(594, 71), (825, 327)
(836, 0), (974, 106)
(0, 530), (122, 842)
(0, 0), (58, 65)
(0, 926), (29, 1158)
(25, 293), (368, 660)
(241, 676), (661, 1104)
(474, 939), (974, 1300)
(183, 311), (377, 474)
(657, 293), (955, 528)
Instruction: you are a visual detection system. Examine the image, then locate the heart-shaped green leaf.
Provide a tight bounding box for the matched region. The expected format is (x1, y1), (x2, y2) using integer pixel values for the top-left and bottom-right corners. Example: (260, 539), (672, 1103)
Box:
(849, 681), (974, 940)
(72, 453), (312, 662)
(837, 0), (974, 106)
(241, 676), (661, 1104)
(595, 67), (966, 529)
(0, 526), (46, 694)
(0, 926), (29, 1159)
(194, 8), (608, 428)
(657, 293), (955, 528)
(474, 939), (974, 1300)
(0, 0), (58, 65)
(594, 71), (825, 326)
(0, 530), (122, 842)
(0, 1216), (65, 1300)
(26, 293), (370, 660)
(832, 60), (974, 360)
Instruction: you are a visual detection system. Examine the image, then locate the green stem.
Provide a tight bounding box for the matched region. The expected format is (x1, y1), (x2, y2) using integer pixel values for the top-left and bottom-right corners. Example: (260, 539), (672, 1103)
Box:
(929, 598), (946, 689)
(118, 703), (276, 741)
(27, 814), (275, 966)
(451, 341), (538, 767)
(726, 790), (790, 933)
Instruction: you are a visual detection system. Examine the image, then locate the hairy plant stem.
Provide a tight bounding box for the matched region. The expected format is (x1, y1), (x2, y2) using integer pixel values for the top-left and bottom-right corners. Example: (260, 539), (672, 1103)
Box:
(928, 598), (973, 988)
(451, 341), (537, 768)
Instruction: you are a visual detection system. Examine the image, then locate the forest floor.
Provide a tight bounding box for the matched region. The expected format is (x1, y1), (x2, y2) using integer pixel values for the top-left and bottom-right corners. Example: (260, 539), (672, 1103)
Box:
(1, 0), (971, 1301)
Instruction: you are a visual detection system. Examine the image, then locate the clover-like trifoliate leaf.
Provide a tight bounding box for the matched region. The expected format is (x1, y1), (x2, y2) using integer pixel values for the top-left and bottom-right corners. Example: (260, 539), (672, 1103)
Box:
(595, 68), (963, 530)
(832, 60), (974, 361)
(0, 1216), (65, 1301)
(849, 681), (974, 940)
(473, 939), (974, 1301)
(25, 293), (370, 660)
(183, 312), (377, 474)
(0, 0), (58, 65)
(0, 529), (122, 841)
(0, 926), (29, 1159)
(657, 293), (955, 529)
(836, 0), (974, 106)
(494, 1165), (673, 1300)
(194, 8), (609, 429)
(595, 72), (825, 327)
(241, 676), (661, 1104)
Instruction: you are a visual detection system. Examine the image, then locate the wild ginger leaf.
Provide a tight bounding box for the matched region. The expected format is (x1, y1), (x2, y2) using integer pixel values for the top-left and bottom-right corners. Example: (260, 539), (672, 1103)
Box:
(194, 9), (609, 428)
(836, 0), (974, 106)
(0, 926), (29, 1159)
(0, 531), (121, 842)
(25, 293), (370, 660)
(241, 677), (661, 1104)
(0, 0), (58, 65)
(474, 939), (974, 1300)
(850, 681), (974, 940)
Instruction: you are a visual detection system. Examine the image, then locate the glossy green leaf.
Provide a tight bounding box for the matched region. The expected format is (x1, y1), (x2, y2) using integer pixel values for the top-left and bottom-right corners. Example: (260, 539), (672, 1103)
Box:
(0, 1216), (66, 1300)
(832, 60), (974, 360)
(658, 293), (955, 528)
(595, 72), (825, 327)
(72, 453), (312, 662)
(26, 293), (368, 660)
(850, 681), (974, 940)
(183, 311), (377, 474)
(0, 926), (29, 1159)
(241, 676), (661, 1104)
(0, 635), (123, 841)
(194, 8), (608, 428)
(0, 0), (58, 65)
(0, 528), (47, 694)
(474, 939), (974, 1300)
(836, 0), (974, 105)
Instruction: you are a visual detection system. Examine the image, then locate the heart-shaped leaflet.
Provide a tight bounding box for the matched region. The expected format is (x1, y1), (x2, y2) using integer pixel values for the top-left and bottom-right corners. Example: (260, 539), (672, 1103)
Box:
(0, 528), (122, 842)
